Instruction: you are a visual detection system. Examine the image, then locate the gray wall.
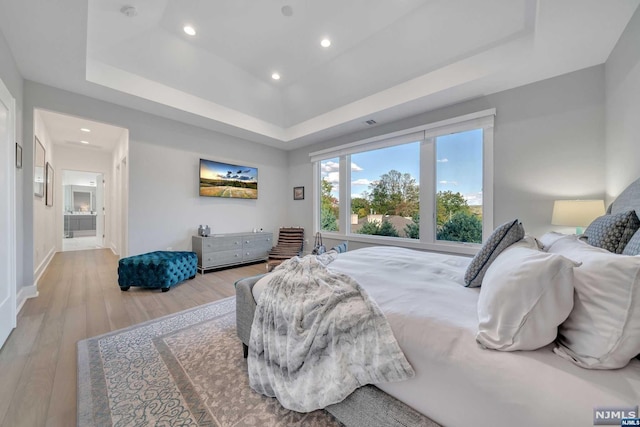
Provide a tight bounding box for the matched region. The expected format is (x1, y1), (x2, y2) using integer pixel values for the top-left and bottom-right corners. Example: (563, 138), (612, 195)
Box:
(606, 6), (640, 202)
(287, 66), (606, 245)
(0, 30), (24, 291)
(22, 81), (288, 288)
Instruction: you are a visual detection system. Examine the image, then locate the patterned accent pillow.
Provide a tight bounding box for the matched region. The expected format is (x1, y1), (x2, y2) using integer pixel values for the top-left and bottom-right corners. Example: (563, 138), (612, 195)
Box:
(464, 219), (525, 287)
(331, 241), (348, 253)
(583, 210), (640, 254)
(623, 230), (640, 256)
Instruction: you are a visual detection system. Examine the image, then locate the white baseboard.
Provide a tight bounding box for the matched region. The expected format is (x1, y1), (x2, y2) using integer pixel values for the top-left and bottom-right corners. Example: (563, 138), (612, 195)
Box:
(16, 284), (38, 314)
(110, 242), (119, 256)
(34, 246), (56, 285)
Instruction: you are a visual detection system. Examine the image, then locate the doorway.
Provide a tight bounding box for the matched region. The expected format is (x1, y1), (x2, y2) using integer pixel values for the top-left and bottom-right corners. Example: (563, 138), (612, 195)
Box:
(62, 170), (104, 252)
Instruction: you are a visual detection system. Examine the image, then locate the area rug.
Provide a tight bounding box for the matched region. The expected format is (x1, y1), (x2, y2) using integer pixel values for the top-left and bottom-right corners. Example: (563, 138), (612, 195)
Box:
(77, 297), (341, 426)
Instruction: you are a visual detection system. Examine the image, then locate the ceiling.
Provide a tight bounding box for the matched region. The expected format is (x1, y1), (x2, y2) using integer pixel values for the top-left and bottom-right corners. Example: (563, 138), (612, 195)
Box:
(1, 0), (638, 150)
(37, 109), (126, 152)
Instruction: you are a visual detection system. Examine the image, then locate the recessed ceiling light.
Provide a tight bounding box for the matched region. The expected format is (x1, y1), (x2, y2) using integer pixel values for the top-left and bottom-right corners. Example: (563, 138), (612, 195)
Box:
(80, 128), (91, 133)
(80, 140), (89, 144)
(321, 38), (331, 48)
(183, 25), (196, 36)
(271, 72), (281, 80)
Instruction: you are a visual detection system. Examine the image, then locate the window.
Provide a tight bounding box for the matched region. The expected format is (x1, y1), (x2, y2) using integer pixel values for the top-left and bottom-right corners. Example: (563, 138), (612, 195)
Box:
(311, 109), (494, 254)
(320, 158), (339, 232)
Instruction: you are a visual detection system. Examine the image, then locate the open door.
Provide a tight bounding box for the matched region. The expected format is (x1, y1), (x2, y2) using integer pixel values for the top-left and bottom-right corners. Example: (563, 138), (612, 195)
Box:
(0, 77), (17, 348)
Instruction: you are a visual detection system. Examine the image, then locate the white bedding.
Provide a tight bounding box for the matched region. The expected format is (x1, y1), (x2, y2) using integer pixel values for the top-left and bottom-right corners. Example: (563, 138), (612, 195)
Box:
(253, 246), (640, 427)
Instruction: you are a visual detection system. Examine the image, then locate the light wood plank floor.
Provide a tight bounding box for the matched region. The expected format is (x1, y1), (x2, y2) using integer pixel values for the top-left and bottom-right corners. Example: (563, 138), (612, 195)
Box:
(0, 249), (265, 427)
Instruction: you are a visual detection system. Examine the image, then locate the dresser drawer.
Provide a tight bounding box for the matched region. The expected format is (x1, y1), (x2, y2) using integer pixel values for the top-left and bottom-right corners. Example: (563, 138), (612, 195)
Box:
(201, 236), (243, 253)
(242, 248), (269, 262)
(243, 234), (273, 250)
(201, 249), (243, 267)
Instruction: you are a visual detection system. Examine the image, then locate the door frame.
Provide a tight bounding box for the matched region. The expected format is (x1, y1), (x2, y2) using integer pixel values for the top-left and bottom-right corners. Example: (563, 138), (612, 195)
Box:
(0, 76), (17, 348)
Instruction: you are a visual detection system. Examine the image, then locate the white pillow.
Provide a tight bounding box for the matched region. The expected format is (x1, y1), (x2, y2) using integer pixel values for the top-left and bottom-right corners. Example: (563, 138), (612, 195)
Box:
(538, 231), (570, 250)
(477, 236), (579, 351)
(548, 236), (640, 369)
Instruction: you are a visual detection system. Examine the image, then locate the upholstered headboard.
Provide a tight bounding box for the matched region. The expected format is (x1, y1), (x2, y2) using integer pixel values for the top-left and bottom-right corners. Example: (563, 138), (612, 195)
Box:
(608, 177), (640, 215)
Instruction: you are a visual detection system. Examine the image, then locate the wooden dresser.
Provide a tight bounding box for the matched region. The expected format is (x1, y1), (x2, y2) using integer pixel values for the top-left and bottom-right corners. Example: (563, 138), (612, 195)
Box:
(192, 232), (273, 274)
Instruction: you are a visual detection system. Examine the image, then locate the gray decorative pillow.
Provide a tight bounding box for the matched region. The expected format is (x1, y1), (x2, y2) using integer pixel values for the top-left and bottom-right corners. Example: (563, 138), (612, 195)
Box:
(464, 219), (525, 287)
(623, 230), (640, 256)
(583, 210), (640, 254)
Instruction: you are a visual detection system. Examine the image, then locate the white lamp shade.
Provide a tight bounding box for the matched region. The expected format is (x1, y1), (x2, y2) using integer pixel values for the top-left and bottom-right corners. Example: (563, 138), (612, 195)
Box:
(551, 200), (605, 227)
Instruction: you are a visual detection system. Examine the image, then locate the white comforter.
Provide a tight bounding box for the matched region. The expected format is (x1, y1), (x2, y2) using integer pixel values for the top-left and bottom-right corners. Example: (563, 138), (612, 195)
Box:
(253, 246), (640, 427)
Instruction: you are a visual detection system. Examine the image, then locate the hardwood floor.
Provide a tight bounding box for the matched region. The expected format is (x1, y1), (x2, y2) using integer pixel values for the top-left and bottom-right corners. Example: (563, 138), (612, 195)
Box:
(0, 249), (265, 427)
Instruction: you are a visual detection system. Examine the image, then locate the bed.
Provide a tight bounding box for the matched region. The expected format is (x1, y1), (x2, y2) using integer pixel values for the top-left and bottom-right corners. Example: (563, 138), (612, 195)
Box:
(235, 179), (640, 427)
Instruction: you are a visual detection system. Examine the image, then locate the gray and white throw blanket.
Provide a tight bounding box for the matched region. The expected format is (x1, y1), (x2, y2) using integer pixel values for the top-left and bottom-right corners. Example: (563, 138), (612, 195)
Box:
(248, 252), (414, 412)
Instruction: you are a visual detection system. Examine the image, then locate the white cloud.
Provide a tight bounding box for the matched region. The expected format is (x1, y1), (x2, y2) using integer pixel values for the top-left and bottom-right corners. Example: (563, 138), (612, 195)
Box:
(438, 180), (458, 186)
(351, 178), (371, 186)
(464, 192), (483, 206)
(321, 161), (340, 174)
(437, 158), (449, 163)
(351, 162), (363, 172)
(323, 171), (340, 184)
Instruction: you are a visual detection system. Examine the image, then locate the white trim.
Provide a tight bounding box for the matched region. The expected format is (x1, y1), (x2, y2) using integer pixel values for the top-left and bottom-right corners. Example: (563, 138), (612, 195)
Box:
(482, 125), (495, 240)
(33, 247), (56, 287)
(319, 231), (479, 256)
(0, 76), (17, 346)
(16, 285), (39, 314)
(309, 108), (495, 161)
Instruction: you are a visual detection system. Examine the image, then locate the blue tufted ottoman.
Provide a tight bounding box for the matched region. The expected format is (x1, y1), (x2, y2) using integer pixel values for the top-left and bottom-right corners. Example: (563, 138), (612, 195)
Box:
(118, 251), (198, 292)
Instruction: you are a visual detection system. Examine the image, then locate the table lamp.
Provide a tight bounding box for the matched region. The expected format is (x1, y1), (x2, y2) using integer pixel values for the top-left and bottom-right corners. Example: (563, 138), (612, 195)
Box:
(551, 200), (605, 234)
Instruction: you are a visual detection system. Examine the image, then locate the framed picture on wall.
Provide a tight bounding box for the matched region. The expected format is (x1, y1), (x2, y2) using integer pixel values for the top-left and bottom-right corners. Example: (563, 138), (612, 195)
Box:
(293, 186), (304, 200)
(34, 137), (45, 197)
(15, 142), (22, 168)
(45, 162), (54, 207)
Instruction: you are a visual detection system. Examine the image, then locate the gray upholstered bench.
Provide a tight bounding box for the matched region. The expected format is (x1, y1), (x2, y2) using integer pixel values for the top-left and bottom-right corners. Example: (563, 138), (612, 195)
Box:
(118, 251), (197, 292)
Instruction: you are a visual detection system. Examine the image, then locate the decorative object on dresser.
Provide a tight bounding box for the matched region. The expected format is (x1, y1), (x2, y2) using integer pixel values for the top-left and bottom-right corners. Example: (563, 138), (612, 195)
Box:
(197, 224), (211, 237)
(192, 231), (273, 274)
(267, 227), (304, 271)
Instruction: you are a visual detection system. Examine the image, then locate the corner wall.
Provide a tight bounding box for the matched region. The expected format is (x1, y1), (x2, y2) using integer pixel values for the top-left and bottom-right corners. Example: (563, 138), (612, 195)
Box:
(287, 66), (606, 243)
(605, 6), (640, 201)
(0, 29), (25, 299)
(22, 81), (288, 290)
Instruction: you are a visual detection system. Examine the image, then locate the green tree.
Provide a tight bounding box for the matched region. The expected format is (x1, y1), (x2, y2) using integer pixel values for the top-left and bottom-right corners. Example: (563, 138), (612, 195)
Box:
(357, 220), (400, 237)
(437, 212), (482, 243)
(351, 197), (370, 218)
(321, 179), (339, 231)
(367, 170), (419, 217)
(436, 191), (471, 226)
(404, 214), (420, 239)
(321, 206), (338, 231)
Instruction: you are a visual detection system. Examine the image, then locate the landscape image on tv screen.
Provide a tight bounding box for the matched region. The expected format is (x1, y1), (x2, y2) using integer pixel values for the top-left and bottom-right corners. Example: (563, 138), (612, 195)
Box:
(199, 159), (258, 199)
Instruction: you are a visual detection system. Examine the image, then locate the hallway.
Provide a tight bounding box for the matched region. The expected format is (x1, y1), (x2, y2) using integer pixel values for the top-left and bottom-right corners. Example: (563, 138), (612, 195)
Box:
(0, 249), (264, 427)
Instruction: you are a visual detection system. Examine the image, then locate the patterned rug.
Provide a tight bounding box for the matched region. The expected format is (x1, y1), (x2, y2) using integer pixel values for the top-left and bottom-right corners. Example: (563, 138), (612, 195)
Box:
(77, 297), (341, 426)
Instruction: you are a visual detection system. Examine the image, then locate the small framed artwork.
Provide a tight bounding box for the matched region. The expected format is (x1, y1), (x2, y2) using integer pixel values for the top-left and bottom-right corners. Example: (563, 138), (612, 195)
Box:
(293, 186), (304, 200)
(45, 162), (54, 207)
(34, 137), (45, 197)
(15, 142), (22, 168)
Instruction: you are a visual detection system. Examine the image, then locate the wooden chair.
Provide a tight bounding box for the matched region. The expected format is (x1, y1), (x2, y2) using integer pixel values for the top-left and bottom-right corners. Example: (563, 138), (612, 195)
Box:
(267, 227), (304, 271)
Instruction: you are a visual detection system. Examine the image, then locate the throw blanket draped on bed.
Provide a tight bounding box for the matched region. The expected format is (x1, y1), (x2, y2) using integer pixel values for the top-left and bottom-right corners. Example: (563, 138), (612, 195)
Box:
(247, 252), (415, 412)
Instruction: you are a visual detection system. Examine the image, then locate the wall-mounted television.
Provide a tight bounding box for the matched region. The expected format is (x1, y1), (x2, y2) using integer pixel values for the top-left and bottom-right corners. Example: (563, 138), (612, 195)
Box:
(199, 158), (258, 199)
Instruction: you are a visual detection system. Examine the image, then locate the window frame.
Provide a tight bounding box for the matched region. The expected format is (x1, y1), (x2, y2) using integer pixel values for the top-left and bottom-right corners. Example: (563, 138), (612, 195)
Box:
(311, 109), (495, 255)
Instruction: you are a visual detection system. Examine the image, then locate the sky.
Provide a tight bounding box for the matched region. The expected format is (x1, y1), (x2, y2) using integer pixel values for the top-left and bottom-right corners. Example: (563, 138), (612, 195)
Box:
(321, 128), (483, 205)
(200, 159), (257, 182)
